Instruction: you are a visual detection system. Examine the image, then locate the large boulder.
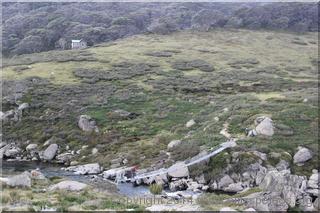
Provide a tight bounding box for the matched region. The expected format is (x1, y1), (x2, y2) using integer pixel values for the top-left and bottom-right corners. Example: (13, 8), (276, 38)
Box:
(78, 115), (99, 133)
(0, 171), (31, 188)
(168, 162), (189, 178)
(42, 144), (58, 161)
(255, 117), (274, 136)
(49, 180), (87, 191)
(66, 163), (102, 175)
(293, 147), (313, 166)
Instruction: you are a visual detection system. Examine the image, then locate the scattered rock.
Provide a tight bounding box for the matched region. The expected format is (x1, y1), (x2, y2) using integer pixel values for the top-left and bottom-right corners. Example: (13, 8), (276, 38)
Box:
(293, 147), (313, 166)
(307, 170), (319, 189)
(78, 115), (99, 133)
(252, 151), (267, 161)
(4, 145), (21, 159)
(186, 119), (196, 128)
(111, 109), (139, 119)
(49, 180), (87, 191)
(56, 152), (73, 164)
(255, 116), (274, 136)
(42, 144), (58, 161)
(276, 160), (290, 171)
(91, 148), (98, 155)
(167, 140), (182, 150)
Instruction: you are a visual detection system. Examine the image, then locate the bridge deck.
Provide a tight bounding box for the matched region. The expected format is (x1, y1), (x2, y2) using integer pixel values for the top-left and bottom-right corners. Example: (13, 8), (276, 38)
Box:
(123, 140), (236, 182)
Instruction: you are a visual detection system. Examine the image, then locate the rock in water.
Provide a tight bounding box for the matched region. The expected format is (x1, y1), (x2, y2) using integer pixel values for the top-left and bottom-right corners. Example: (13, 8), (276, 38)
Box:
(78, 115), (99, 133)
(168, 162), (189, 178)
(66, 163), (102, 175)
(0, 172), (31, 188)
(255, 117), (274, 136)
(42, 144), (58, 161)
(167, 140), (182, 149)
(49, 180), (87, 191)
(293, 147), (313, 166)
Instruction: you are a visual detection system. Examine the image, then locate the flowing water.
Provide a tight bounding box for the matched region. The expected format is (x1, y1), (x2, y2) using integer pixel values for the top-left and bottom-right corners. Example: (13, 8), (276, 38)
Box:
(1, 160), (151, 197)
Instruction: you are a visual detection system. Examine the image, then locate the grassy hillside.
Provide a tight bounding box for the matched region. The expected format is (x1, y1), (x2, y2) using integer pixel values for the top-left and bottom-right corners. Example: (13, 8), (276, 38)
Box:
(3, 29), (318, 173)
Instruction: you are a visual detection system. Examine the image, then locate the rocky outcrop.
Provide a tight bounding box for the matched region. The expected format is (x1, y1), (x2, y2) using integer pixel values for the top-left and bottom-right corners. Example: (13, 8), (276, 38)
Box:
(41, 144), (58, 161)
(49, 180), (87, 191)
(293, 147), (313, 166)
(65, 163), (102, 175)
(259, 169), (307, 208)
(78, 115), (99, 133)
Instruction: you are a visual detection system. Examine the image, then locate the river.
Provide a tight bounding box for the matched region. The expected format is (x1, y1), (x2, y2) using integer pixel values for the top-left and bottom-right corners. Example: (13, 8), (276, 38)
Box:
(1, 160), (151, 197)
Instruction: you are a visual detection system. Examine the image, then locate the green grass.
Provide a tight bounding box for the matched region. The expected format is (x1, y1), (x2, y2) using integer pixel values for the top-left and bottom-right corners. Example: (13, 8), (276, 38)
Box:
(2, 29), (318, 176)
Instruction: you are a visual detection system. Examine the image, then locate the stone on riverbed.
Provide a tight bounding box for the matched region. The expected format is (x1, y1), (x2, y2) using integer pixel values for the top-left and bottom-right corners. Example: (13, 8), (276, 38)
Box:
(49, 180), (87, 191)
(42, 144), (58, 161)
(65, 163), (102, 175)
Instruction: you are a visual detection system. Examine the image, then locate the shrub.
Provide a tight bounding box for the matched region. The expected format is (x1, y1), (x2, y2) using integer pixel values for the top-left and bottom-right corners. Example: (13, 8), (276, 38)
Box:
(149, 184), (163, 195)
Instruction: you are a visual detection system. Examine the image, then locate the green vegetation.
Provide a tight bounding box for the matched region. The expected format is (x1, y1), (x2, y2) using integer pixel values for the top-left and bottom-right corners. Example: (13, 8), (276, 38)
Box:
(149, 184), (163, 195)
(2, 29), (318, 174)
